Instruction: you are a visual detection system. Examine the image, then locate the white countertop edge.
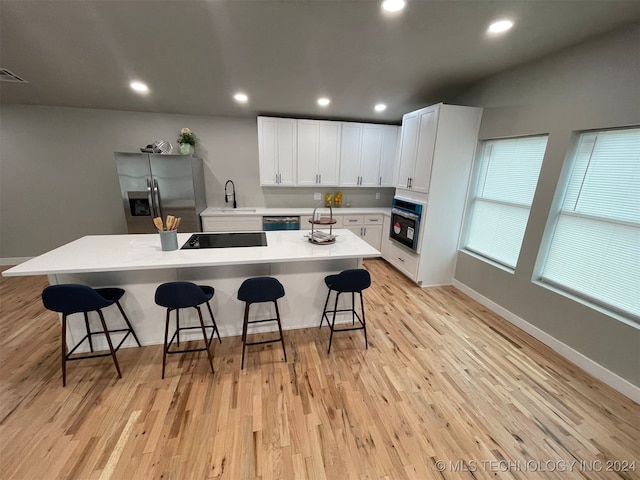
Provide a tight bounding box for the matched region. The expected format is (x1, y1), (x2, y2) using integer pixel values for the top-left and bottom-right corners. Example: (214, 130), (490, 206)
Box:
(2, 230), (381, 277)
(201, 207), (391, 217)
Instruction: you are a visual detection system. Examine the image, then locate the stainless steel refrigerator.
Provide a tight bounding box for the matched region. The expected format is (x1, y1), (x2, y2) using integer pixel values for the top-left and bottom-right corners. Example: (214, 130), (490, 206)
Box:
(115, 152), (206, 233)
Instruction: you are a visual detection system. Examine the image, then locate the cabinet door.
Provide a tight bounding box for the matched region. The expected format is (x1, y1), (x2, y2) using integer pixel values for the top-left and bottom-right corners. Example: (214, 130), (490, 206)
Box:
(360, 125), (383, 186)
(339, 123), (363, 186)
(317, 121), (341, 185)
(258, 117), (296, 186)
(412, 106), (438, 193)
(379, 125), (399, 187)
(362, 224), (382, 251)
(296, 120), (320, 186)
(276, 118), (297, 186)
(257, 117), (278, 186)
(396, 111), (420, 189)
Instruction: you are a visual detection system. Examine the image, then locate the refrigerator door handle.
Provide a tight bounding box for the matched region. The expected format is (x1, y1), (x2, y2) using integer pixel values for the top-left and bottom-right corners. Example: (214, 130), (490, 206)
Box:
(146, 177), (157, 217)
(152, 178), (162, 219)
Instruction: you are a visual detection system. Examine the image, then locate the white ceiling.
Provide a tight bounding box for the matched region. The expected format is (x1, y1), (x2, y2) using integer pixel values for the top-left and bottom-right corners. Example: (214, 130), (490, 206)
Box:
(1, 0), (639, 123)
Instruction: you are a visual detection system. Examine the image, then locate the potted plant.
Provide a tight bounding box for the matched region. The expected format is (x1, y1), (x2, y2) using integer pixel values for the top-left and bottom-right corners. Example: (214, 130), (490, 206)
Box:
(177, 128), (196, 155)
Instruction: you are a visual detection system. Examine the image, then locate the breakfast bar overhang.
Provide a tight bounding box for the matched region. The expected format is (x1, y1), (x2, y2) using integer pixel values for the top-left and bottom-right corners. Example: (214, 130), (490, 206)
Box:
(3, 229), (381, 350)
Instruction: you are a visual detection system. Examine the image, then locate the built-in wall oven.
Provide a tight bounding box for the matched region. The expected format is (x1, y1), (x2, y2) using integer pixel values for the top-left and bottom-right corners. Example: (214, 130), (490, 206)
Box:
(390, 197), (424, 252)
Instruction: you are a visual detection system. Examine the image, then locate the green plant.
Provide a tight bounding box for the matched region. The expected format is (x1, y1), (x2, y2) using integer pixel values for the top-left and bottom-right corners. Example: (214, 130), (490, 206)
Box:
(177, 127), (196, 146)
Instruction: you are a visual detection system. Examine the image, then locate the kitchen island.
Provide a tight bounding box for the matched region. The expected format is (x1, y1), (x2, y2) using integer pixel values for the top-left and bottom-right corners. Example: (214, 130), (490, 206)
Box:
(3, 229), (380, 350)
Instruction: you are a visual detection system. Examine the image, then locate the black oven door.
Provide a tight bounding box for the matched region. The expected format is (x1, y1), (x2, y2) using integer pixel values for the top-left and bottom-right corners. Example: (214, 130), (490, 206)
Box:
(390, 209), (420, 251)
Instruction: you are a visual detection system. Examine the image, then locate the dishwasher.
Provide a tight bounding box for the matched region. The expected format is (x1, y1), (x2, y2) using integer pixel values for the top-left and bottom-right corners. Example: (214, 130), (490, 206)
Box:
(262, 216), (301, 231)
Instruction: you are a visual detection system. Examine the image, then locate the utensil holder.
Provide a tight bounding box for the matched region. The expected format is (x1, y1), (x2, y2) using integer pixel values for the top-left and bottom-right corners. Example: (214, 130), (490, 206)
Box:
(159, 230), (178, 251)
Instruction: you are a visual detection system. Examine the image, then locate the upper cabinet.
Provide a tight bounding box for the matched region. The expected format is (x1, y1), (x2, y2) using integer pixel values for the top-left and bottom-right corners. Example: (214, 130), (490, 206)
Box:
(257, 116), (398, 187)
(395, 104), (439, 192)
(297, 120), (341, 186)
(257, 117), (296, 186)
(340, 124), (399, 187)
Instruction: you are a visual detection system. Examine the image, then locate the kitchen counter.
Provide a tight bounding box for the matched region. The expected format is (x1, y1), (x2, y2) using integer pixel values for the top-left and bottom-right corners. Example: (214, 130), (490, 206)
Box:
(3, 230), (379, 276)
(4, 230), (379, 350)
(201, 206), (391, 217)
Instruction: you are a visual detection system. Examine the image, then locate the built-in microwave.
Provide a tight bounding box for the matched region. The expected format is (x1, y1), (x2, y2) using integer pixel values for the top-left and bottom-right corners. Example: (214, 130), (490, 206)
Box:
(390, 197), (424, 252)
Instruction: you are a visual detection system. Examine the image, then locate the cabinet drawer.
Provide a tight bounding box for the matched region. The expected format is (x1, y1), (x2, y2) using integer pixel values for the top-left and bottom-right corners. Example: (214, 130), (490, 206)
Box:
(364, 214), (383, 225)
(342, 215), (364, 226)
(202, 216), (262, 232)
(386, 240), (419, 280)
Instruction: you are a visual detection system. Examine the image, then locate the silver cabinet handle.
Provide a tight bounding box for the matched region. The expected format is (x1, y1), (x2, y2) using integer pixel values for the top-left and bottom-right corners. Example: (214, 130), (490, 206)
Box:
(379, 176), (382, 185)
(397, 256), (405, 263)
(319, 174), (321, 183)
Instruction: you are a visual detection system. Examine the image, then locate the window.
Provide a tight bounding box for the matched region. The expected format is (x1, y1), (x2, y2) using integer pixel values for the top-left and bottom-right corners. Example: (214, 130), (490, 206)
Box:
(538, 127), (640, 320)
(462, 135), (548, 269)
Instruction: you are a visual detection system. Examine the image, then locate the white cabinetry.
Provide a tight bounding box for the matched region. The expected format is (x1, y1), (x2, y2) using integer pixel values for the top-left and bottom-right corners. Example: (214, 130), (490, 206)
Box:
(386, 103), (483, 286)
(202, 216), (263, 232)
(339, 124), (399, 187)
(395, 104), (438, 192)
(340, 214), (383, 251)
(297, 120), (341, 186)
(257, 117), (296, 186)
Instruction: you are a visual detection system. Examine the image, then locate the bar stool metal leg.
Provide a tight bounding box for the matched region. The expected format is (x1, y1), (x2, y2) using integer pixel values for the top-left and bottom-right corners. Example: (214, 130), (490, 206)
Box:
(97, 309), (122, 379)
(196, 306), (215, 374)
(205, 301), (222, 344)
(61, 314), (68, 387)
(162, 308), (171, 379)
(114, 301), (142, 347)
(274, 300), (287, 362)
(241, 304), (250, 369)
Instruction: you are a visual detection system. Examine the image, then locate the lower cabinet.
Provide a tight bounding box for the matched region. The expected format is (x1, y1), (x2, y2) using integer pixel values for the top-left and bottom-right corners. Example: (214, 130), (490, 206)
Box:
(202, 216), (262, 232)
(385, 240), (419, 279)
(340, 214), (383, 251)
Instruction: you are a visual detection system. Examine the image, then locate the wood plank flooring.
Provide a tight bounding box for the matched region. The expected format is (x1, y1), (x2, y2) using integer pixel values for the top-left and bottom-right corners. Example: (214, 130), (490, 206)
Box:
(1, 259), (638, 479)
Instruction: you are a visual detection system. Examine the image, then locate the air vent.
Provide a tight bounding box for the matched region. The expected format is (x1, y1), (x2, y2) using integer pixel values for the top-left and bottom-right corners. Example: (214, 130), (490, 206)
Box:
(0, 68), (28, 83)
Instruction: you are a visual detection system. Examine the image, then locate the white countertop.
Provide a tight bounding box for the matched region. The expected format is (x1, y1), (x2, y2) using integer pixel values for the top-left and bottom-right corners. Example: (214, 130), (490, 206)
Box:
(2, 229), (381, 276)
(201, 207), (391, 217)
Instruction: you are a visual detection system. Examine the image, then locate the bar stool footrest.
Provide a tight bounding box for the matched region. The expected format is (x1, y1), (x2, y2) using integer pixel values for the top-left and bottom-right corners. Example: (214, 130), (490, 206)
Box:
(166, 325), (216, 354)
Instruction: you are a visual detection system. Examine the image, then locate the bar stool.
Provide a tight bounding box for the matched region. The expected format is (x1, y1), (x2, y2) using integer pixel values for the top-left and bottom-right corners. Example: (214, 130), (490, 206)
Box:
(42, 284), (141, 386)
(320, 269), (371, 354)
(154, 281), (221, 379)
(237, 277), (287, 369)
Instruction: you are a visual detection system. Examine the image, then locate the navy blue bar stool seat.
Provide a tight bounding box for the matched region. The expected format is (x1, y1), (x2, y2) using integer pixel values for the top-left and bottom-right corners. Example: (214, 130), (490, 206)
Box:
(237, 277), (287, 369)
(155, 281), (221, 378)
(320, 269), (371, 353)
(42, 284), (141, 386)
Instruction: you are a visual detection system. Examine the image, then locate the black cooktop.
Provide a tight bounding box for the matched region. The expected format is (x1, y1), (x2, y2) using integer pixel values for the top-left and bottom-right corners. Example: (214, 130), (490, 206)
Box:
(181, 232), (267, 249)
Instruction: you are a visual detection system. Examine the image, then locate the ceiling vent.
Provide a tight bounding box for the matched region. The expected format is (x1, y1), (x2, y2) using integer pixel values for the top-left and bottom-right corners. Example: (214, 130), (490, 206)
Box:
(0, 68), (29, 83)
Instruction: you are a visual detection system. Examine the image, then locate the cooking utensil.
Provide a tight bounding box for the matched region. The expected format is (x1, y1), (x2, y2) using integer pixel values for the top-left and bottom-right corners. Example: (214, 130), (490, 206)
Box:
(174, 217), (182, 231)
(166, 215), (175, 231)
(153, 217), (164, 231)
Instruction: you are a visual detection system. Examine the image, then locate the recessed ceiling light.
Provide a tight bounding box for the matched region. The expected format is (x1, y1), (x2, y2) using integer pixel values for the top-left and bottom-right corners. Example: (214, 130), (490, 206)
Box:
(317, 97), (330, 107)
(234, 92), (248, 103)
(488, 19), (514, 34)
(382, 0), (406, 13)
(130, 81), (149, 93)
(374, 103), (387, 112)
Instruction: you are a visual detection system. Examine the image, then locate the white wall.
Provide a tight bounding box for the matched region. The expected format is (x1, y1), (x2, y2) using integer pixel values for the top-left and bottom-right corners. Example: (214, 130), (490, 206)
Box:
(0, 107), (393, 258)
(452, 23), (640, 388)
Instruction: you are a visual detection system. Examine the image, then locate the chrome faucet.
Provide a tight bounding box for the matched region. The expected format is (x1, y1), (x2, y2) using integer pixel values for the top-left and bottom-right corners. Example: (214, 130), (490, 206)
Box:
(224, 180), (237, 208)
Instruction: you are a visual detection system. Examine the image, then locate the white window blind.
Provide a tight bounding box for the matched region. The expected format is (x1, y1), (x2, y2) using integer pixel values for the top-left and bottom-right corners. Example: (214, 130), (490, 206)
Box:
(540, 127), (640, 319)
(463, 135), (548, 269)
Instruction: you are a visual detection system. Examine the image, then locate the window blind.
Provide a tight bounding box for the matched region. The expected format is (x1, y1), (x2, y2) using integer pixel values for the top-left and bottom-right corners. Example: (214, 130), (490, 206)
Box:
(540, 127), (640, 319)
(464, 135), (548, 269)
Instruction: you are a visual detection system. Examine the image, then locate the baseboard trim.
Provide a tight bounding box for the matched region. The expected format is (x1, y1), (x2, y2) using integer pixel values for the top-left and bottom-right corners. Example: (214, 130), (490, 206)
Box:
(0, 257), (32, 266)
(452, 279), (640, 405)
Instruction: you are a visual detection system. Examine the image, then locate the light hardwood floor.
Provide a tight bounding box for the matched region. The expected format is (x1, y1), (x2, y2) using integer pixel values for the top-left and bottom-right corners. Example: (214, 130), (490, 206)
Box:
(1, 259), (638, 479)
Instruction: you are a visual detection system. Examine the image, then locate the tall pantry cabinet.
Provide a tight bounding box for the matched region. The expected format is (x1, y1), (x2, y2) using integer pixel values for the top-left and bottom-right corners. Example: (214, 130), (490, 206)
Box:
(388, 103), (483, 286)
